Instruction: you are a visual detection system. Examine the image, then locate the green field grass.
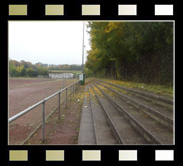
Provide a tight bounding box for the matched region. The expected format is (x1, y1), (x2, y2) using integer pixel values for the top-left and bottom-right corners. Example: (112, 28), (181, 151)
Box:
(49, 70), (82, 74)
(103, 79), (173, 95)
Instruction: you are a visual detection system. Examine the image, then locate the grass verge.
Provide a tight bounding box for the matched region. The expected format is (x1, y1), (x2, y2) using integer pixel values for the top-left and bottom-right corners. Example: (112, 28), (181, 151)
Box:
(98, 78), (173, 95)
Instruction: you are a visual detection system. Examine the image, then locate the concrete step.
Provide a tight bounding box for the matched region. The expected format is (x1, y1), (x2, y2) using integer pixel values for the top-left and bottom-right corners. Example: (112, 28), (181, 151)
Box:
(78, 86), (96, 145)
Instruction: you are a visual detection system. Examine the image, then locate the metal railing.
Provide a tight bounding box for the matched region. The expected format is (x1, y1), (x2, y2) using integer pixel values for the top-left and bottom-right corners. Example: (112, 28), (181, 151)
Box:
(9, 80), (80, 143)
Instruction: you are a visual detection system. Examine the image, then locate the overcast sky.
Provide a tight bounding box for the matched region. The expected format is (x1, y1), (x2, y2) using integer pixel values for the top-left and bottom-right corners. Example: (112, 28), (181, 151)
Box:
(8, 21), (91, 65)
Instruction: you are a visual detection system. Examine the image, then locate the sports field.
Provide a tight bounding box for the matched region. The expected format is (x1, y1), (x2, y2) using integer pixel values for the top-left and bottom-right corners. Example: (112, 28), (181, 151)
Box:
(9, 77), (77, 145)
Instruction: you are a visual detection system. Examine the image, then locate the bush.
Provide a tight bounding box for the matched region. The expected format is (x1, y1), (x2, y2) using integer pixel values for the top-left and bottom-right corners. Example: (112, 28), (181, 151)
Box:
(26, 68), (36, 77)
(37, 66), (49, 76)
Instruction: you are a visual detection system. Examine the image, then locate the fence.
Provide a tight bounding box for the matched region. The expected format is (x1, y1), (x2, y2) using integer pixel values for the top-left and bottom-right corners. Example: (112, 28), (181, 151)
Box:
(9, 80), (80, 144)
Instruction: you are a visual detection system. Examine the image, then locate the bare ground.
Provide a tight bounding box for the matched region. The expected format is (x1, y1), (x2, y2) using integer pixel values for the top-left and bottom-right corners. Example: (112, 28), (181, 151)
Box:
(24, 85), (85, 145)
(9, 78), (79, 145)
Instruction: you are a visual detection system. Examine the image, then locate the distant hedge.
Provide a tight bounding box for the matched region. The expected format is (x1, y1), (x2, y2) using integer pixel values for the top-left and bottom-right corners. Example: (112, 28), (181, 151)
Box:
(9, 60), (49, 77)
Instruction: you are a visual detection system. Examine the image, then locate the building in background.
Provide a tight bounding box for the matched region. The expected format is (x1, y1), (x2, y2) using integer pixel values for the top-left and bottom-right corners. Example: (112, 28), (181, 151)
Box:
(49, 73), (74, 79)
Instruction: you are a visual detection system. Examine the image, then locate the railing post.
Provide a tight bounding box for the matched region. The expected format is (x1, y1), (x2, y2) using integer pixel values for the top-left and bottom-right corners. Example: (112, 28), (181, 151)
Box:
(58, 92), (61, 119)
(65, 75), (66, 87)
(69, 86), (71, 101)
(72, 84), (74, 96)
(62, 77), (64, 88)
(42, 100), (45, 142)
(70, 86), (71, 96)
(66, 87), (67, 108)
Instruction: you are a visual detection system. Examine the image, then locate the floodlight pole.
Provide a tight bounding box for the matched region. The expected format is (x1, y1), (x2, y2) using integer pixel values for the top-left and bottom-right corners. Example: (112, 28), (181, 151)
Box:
(84, 45), (87, 71)
(82, 21), (85, 74)
(84, 45), (86, 73)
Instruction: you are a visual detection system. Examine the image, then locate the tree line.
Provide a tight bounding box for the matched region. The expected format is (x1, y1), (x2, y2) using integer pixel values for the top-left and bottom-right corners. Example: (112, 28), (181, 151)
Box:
(49, 64), (82, 70)
(9, 59), (83, 77)
(86, 22), (173, 85)
(9, 60), (49, 77)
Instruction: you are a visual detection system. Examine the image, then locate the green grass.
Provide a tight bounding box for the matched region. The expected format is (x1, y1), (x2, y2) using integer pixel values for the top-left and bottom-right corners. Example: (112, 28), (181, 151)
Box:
(138, 84), (173, 95)
(100, 78), (173, 96)
(49, 70), (82, 74)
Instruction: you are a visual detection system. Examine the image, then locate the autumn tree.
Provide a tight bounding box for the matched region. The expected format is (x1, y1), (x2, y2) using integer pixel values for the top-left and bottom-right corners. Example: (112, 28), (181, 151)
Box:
(15, 65), (26, 76)
(9, 59), (41, 77)
(37, 66), (48, 75)
(10, 60), (20, 67)
(86, 22), (173, 84)
(26, 68), (37, 77)
(9, 60), (17, 76)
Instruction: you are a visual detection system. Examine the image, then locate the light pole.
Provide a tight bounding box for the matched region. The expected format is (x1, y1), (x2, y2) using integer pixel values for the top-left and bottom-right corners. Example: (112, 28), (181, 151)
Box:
(84, 45), (86, 73)
(82, 21), (85, 74)
(85, 45), (87, 64)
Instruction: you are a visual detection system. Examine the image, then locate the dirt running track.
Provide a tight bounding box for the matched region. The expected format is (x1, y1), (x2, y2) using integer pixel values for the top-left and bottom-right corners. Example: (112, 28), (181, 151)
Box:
(9, 78), (76, 145)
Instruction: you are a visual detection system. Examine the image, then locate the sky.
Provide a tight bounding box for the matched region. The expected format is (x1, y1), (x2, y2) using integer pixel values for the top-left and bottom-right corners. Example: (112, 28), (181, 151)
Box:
(8, 21), (91, 65)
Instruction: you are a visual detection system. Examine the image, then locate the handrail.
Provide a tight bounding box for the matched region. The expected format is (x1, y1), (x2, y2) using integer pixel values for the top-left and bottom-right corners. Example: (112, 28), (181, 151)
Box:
(9, 80), (80, 123)
(9, 100), (43, 123)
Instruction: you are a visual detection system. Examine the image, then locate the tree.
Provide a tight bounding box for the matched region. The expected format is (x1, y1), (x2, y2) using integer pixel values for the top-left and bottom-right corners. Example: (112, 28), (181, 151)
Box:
(16, 65), (25, 76)
(9, 61), (17, 76)
(26, 68), (36, 77)
(37, 66), (48, 75)
(84, 67), (93, 77)
(21, 67), (26, 76)
(10, 60), (20, 67)
(86, 22), (173, 83)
